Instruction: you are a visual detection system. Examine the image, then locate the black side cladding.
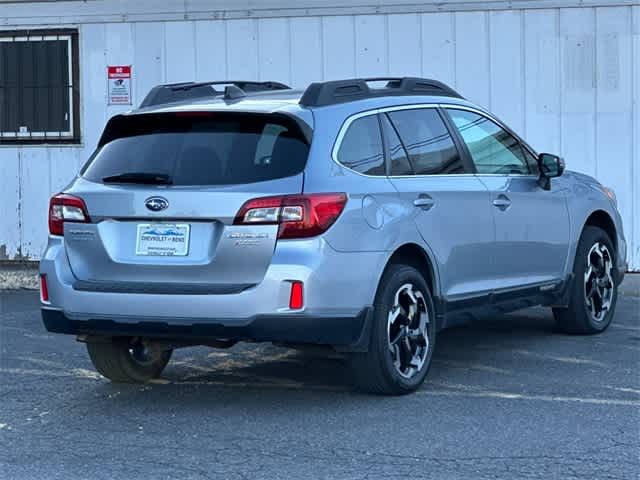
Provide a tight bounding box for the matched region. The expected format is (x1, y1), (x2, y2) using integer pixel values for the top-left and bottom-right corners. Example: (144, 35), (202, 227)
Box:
(41, 308), (374, 350)
(299, 77), (464, 107)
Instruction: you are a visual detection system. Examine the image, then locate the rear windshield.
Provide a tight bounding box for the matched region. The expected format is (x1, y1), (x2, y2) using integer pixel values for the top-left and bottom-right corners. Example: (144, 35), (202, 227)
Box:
(81, 113), (310, 185)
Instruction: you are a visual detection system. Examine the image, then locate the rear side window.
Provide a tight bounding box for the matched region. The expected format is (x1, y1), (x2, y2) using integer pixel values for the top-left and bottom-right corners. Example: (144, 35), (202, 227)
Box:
(336, 115), (385, 176)
(81, 113), (309, 185)
(387, 108), (463, 175)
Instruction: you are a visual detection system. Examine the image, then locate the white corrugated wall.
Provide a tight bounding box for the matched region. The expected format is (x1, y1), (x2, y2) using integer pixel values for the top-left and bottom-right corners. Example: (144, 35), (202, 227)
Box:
(0, 2), (638, 270)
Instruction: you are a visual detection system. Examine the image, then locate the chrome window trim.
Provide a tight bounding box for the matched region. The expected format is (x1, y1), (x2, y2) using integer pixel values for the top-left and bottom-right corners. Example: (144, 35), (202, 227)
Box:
(331, 102), (540, 179)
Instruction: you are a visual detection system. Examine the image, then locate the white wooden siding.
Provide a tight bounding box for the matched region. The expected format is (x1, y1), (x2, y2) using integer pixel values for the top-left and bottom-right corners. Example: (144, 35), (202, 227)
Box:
(0, 4), (638, 270)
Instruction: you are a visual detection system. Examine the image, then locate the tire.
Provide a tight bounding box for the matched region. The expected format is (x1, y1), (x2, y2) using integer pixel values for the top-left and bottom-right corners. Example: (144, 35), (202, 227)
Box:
(553, 226), (618, 334)
(351, 264), (436, 395)
(86, 339), (172, 383)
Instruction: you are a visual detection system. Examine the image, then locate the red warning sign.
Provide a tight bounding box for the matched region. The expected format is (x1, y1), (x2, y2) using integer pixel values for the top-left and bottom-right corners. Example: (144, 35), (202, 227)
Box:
(107, 65), (132, 105)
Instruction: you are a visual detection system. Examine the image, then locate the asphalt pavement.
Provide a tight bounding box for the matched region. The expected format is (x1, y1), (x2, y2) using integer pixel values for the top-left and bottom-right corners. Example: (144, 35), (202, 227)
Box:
(1, 288), (638, 479)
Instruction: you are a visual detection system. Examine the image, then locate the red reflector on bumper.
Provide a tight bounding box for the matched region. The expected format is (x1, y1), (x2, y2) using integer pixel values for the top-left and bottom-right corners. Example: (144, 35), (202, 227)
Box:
(40, 274), (49, 302)
(289, 281), (304, 310)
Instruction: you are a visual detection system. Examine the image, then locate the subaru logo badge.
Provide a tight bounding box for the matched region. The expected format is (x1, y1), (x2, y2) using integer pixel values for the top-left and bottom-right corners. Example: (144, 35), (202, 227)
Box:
(145, 196), (169, 212)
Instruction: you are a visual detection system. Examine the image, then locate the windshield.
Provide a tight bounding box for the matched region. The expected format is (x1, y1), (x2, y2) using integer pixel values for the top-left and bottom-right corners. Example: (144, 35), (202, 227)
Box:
(81, 112), (310, 186)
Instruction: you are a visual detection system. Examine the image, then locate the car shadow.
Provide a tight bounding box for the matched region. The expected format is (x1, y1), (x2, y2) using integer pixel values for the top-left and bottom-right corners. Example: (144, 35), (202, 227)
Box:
(119, 307), (561, 394)
(75, 304), (636, 413)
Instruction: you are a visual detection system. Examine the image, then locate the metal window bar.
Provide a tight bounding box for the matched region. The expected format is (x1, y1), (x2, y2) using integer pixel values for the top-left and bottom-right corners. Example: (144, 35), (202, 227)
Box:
(0, 33), (74, 140)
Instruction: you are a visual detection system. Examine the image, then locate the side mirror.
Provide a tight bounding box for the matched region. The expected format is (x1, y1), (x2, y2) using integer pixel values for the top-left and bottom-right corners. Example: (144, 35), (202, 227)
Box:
(537, 153), (565, 190)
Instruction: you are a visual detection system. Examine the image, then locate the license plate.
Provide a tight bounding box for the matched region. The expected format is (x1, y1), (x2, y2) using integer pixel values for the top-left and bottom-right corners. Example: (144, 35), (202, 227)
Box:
(135, 224), (190, 256)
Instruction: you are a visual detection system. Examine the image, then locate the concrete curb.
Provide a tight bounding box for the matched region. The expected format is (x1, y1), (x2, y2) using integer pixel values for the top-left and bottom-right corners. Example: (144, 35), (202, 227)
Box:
(0, 262), (638, 296)
(0, 262), (38, 290)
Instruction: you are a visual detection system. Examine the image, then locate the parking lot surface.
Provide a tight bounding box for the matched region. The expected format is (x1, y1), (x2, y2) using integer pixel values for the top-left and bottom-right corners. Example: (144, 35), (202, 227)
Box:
(1, 289), (638, 479)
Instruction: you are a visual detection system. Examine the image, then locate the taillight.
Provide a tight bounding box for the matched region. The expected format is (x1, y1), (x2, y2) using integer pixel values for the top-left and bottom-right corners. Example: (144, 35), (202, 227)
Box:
(234, 193), (347, 239)
(48, 193), (90, 236)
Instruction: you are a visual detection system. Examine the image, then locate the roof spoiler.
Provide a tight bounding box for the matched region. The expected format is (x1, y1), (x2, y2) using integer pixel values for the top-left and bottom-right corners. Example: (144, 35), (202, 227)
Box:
(139, 80), (291, 108)
(299, 77), (463, 107)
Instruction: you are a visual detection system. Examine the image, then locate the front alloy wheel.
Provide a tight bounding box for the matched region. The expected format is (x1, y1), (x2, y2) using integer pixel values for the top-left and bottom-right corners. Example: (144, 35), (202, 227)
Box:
(553, 226), (618, 334)
(584, 242), (614, 323)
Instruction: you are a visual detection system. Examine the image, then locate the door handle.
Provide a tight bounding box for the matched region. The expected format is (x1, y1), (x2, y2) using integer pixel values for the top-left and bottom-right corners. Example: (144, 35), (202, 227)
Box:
(413, 194), (435, 210)
(492, 195), (511, 210)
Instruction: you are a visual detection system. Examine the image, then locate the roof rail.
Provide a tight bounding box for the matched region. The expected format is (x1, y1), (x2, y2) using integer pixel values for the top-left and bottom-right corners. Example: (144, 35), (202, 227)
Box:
(139, 80), (291, 108)
(299, 77), (463, 107)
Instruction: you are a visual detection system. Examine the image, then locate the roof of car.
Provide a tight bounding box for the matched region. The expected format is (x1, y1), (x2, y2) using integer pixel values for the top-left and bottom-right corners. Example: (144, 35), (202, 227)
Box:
(127, 77), (474, 118)
(128, 88), (475, 120)
(130, 89), (307, 115)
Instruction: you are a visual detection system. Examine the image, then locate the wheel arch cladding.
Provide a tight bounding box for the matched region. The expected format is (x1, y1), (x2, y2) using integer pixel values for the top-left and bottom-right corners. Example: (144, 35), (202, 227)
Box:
(381, 243), (438, 302)
(584, 210), (617, 253)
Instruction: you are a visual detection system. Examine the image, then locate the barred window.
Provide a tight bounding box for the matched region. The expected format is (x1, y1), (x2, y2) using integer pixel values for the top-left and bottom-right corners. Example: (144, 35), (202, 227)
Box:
(0, 29), (79, 143)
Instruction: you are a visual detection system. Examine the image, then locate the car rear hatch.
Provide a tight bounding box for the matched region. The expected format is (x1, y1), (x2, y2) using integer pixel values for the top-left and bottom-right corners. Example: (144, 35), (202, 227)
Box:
(61, 111), (310, 294)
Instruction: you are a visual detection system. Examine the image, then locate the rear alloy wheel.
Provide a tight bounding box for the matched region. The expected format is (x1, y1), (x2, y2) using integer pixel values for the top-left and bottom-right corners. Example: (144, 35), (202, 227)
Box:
(86, 338), (172, 383)
(387, 283), (430, 379)
(351, 264), (436, 395)
(553, 226), (618, 334)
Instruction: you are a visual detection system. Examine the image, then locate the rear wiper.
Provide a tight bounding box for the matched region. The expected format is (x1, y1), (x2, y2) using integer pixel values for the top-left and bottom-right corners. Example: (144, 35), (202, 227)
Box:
(102, 172), (173, 185)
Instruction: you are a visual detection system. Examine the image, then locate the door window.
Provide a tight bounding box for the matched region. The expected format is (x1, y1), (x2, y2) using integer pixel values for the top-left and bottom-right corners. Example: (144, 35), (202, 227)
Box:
(446, 109), (530, 175)
(336, 115), (385, 176)
(387, 108), (463, 175)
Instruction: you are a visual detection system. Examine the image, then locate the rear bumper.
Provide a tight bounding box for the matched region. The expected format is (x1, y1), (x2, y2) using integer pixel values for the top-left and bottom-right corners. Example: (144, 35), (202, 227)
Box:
(41, 307), (373, 350)
(40, 235), (386, 320)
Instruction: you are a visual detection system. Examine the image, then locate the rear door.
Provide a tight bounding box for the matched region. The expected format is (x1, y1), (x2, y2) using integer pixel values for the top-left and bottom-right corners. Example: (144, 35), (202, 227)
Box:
(383, 106), (495, 301)
(444, 107), (571, 289)
(64, 111), (310, 291)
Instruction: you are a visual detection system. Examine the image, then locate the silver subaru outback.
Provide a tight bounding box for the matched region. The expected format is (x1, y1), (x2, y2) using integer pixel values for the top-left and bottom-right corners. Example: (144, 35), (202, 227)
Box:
(40, 78), (627, 394)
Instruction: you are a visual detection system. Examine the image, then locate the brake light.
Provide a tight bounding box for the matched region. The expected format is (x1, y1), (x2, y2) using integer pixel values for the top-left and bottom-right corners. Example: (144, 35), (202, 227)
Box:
(234, 193), (347, 239)
(48, 193), (90, 236)
(289, 281), (304, 309)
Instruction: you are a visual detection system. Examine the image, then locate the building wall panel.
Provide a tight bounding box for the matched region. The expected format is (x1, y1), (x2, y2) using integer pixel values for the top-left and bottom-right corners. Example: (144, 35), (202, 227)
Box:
(354, 15), (388, 77)
(631, 5), (639, 269)
(489, 10), (524, 135)
(164, 22), (197, 83)
(133, 22), (165, 104)
(454, 12), (491, 108)
(595, 6), (634, 264)
(421, 13), (455, 85)
(290, 17), (323, 87)
(0, 151), (21, 260)
(257, 18), (291, 83)
(18, 148), (50, 259)
(0, 4), (637, 270)
(194, 20), (227, 81)
(322, 16), (356, 80)
(80, 23), (107, 161)
(226, 19), (258, 80)
(388, 14), (420, 77)
(523, 9), (561, 154)
(560, 8), (598, 178)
